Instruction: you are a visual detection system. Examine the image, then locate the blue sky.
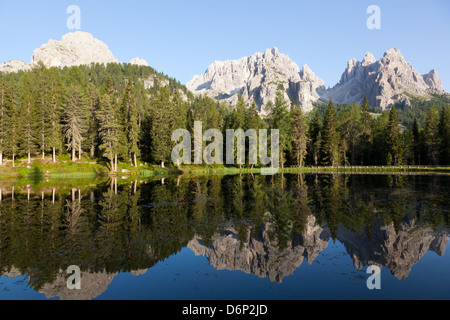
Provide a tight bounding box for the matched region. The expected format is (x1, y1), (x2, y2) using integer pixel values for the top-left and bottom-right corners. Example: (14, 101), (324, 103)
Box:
(1, 0), (449, 91)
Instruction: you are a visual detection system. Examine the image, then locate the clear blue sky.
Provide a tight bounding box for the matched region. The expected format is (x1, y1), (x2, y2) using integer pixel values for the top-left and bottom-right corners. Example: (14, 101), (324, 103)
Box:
(1, 0), (449, 91)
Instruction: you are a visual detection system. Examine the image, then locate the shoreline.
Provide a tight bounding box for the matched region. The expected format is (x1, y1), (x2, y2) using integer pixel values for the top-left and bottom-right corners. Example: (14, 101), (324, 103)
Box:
(0, 163), (449, 183)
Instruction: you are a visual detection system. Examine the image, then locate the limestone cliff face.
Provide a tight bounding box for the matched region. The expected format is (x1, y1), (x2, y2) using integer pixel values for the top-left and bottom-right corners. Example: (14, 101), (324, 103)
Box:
(322, 48), (446, 110)
(187, 47), (325, 113)
(188, 215), (330, 283)
(337, 219), (449, 280)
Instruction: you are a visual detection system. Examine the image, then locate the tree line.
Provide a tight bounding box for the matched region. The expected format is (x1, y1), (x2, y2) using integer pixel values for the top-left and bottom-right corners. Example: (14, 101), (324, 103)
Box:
(0, 62), (448, 171)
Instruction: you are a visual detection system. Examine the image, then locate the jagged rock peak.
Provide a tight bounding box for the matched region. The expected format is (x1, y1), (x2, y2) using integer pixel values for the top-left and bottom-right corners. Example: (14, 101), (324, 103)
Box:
(423, 69), (444, 92)
(31, 31), (119, 68)
(187, 47), (325, 113)
(362, 52), (376, 66)
(322, 48), (446, 110)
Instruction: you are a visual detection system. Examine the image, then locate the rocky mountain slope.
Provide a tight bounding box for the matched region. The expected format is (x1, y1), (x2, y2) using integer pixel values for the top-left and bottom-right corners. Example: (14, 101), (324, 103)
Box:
(0, 31), (144, 73)
(322, 48), (445, 110)
(188, 47), (447, 112)
(187, 47), (325, 113)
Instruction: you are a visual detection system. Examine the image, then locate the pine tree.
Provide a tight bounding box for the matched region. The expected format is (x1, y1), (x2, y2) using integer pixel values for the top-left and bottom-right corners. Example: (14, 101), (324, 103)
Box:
(122, 79), (139, 167)
(385, 106), (403, 165)
(244, 100), (264, 168)
(360, 96), (372, 165)
(411, 117), (421, 165)
(438, 106), (450, 165)
(424, 106), (440, 165)
(17, 74), (37, 164)
(64, 85), (88, 161)
(35, 66), (52, 160)
(85, 83), (100, 159)
(308, 109), (322, 166)
(47, 68), (65, 162)
(338, 103), (362, 166)
(149, 87), (175, 167)
(5, 79), (19, 167)
(321, 98), (340, 166)
(96, 92), (121, 172)
(268, 90), (291, 168)
(0, 80), (11, 165)
(291, 105), (309, 167)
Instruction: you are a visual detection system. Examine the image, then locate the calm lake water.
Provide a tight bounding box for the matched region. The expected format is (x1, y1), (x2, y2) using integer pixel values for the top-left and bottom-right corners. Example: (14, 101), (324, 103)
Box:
(0, 173), (449, 300)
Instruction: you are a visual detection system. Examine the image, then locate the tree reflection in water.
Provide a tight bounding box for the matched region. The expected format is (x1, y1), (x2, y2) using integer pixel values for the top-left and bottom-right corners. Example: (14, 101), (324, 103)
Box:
(0, 174), (448, 298)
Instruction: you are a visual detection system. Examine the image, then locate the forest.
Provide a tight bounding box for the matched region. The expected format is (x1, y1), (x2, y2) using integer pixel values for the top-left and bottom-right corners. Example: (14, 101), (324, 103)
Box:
(0, 62), (449, 173)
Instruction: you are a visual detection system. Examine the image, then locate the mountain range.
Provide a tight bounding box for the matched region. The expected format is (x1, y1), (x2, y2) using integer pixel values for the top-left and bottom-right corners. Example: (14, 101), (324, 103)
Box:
(1, 31), (447, 112)
(187, 47), (446, 112)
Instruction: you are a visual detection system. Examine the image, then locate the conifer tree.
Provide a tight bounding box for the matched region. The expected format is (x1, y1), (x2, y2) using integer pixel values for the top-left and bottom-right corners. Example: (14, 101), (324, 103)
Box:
(18, 74), (37, 164)
(122, 79), (139, 167)
(291, 105), (308, 167)
(0, 80), (11, 166)
(321, 98), (340, 166)
(308, 109), (322, 166)
(47, 68), (65, 162)
(5, 79), (19, 167)
(268, 90), (291, 168)
(424, 106), (440, 165)
(64, 85), (87, 161)
(96, 92), (121, 172)
(85, 82), (100, 159)
(360, 96), (372, 165)
(411, 117), (421, 165)
(438, 106), (450, 165)
(149, 87), (175, 167)
(385, 106), (403, 165)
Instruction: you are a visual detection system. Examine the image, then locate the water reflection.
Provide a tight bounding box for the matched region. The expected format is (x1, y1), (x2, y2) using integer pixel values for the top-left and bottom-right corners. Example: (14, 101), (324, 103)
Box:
(0, 174), (448, 299)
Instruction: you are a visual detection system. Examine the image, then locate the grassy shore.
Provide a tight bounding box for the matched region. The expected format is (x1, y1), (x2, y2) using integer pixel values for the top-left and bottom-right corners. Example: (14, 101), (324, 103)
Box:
(0, 156), (181, 181)
(0, 156), (449, 182)
(178, 165), (450, 175)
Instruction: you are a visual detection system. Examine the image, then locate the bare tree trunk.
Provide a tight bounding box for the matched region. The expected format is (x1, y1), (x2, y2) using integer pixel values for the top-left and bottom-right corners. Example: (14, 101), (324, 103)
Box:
(53, 147), (56, 162)
(12, 154), (15, 167)
(42, 150), (45, 160)
(115, 154), (118, 172)
(0, 153), (2, 166)
(72, 148), (76, 162)
(134, 152), (137, 167)
(28, 151), (31, 164)
(78, 145), (81, 160)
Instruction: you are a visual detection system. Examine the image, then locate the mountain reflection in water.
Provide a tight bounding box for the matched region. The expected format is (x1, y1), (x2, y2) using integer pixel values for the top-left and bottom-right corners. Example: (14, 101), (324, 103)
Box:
(0, 174), (448, 300)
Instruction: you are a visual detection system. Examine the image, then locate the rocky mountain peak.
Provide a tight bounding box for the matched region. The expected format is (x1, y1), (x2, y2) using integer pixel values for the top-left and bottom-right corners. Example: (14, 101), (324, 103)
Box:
(30, 31), (119, 68)
(187, 47), (325, 113)
(423, 69), (444, 92)
(362, 52), (376, 66)
(322, 48), (446, 109)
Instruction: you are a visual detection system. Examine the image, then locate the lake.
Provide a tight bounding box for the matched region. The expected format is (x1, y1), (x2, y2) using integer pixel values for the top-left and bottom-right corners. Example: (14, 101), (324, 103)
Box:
(0, 173), (449, 300)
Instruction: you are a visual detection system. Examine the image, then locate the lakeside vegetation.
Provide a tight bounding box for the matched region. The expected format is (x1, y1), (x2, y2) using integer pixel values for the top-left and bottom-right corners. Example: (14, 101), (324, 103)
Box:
(0, 62), (449, 180)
